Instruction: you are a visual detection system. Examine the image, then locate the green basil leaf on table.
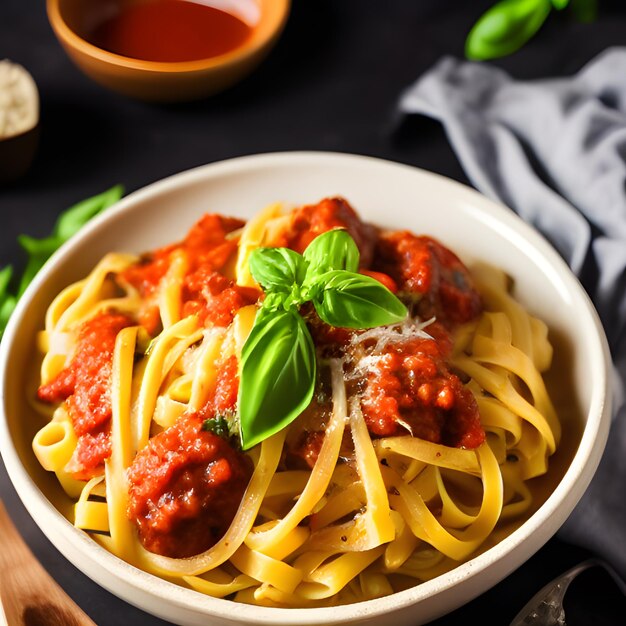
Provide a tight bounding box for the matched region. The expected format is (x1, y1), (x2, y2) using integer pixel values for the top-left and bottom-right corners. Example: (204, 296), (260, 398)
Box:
(0, 295), (17, 335)
(0, 184), (124, 340)
(0, 266), (13, 302)
(54, 183), (124, 240)
(238, 306), (316, 450)
(0, 267), (15, 335)
(312, 270), (408, 329)
(465, 0), (552, 61)
(249, 246), (306, 293)
(303, 228), (360, 277)
(16, 234), (64, 298)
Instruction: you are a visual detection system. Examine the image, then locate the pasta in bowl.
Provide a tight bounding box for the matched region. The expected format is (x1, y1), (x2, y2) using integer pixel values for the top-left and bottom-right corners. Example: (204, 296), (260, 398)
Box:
(0, 152), (612, 626)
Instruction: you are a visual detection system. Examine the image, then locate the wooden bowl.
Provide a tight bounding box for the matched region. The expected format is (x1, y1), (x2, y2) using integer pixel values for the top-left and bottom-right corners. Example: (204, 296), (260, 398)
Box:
(46, 0), (290, 102)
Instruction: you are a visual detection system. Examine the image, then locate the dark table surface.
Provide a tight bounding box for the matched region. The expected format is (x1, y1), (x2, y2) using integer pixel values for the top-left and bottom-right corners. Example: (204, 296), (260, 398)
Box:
(2, 1), (626, 624)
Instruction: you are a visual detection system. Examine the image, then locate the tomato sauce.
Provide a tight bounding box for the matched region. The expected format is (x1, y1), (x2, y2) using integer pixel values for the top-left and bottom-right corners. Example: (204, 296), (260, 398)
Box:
(200, 354), (240, 416)
(279, 197), (378, 268)
(358, 323), (484, 448)
(126, 353), (245, 557)
(37, 312), (134, 479)
(88, 0), (253, 64)
(127, 413), (252, 557)
(122, 214), (242, 298)
(182, 267), (259, 327)
(121, 214), (249, 333)
(374, 231), (482, 328)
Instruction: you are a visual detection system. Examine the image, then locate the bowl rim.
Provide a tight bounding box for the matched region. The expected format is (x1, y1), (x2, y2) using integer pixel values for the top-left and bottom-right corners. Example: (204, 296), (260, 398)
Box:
(0, 151), (614, 625)
(46, 0), (291, 74)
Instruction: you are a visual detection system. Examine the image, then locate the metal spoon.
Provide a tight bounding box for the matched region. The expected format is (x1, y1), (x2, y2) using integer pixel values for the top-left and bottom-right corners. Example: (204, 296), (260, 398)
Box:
(509, 557), (626, 626)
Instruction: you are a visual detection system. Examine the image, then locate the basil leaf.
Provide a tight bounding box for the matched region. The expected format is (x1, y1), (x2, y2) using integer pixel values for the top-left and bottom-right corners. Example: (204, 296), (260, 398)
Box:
(0, 185), (124, 341)
(54, 184), (124, 240)
(313, 270), (407, 329)
(249, 247), (306, 292)
(303, 229), (360, 277)
(0, 266), (13, 301)
(465, 0), (552, 61)
(550, 0), (569, 8)
(0, 267), (15, 335)
(14, 185), (124, 300)
(239, 307), (316, 450)
(202, 416), (231, 439)
(0, 295), (17, 336)
(16, 235), (64, 298)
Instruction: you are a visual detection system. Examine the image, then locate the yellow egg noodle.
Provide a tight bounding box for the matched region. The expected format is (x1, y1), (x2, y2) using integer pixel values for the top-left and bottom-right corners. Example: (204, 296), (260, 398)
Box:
(31, 203), (561, 607)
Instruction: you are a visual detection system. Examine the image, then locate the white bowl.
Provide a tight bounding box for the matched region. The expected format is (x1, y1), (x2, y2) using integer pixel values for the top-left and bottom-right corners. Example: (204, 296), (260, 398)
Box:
(0, 151), (612, 626)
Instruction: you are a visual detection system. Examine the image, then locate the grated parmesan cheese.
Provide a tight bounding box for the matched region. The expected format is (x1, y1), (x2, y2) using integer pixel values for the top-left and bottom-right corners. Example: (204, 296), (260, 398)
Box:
(344, 317), (436, 387)
(349, 316), (435, 354)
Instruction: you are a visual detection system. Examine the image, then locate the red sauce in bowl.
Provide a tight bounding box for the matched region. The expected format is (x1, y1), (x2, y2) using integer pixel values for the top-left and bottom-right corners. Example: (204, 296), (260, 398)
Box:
(88, 0), (253, 63)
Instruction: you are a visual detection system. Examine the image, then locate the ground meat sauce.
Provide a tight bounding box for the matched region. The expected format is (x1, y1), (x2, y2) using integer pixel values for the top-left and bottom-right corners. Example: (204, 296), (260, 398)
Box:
(126, 353), (246, 558)
(279, 197), (378, 268)
(126, 413), (252, 558)
(374, 231), (482, 328)
(358, 322), (484, 448)
(36, 312), (134, 479)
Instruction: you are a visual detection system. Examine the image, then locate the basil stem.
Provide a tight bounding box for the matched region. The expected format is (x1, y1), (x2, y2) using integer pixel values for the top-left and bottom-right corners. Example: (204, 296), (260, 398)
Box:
(0, 267), (15, 336)
(16, 234), (64, 298)
(465, 0), (552, 61)
(0, 266), (12, 301)
(0, 295), (16, 335)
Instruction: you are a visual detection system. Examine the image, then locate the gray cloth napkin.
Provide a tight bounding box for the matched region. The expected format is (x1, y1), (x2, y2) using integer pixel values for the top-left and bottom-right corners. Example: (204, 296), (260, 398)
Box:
(398, 47), (626, 579)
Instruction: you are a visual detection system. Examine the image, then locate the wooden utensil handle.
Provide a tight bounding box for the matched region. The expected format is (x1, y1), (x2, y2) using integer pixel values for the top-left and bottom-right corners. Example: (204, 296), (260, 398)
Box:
(0, 500), (97, 626)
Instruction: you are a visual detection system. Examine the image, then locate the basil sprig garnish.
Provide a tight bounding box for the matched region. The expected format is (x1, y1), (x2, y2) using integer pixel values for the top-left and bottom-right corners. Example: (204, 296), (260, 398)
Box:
(238, 229), (408, 450)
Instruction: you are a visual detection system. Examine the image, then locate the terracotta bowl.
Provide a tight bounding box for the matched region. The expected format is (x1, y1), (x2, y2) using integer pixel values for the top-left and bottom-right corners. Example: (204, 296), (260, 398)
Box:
(46, 0), (291, 102)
